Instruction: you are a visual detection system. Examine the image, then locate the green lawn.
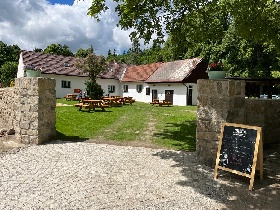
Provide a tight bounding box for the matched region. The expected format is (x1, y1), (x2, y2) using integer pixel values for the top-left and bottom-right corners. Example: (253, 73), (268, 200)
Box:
(56, 99), (197, 151)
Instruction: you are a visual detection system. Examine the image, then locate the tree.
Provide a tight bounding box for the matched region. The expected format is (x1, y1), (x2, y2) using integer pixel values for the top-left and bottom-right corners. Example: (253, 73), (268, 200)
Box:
(88, 0), (280, 75)
(75, 46), (94, 58)
(75, 52), (107, 99)
(0, 41), (21, 67)
(0, 61), (18, 87)
(43, 44), (74, 56)
(88, 0), (280, 51)
(33, 48), (43, 52)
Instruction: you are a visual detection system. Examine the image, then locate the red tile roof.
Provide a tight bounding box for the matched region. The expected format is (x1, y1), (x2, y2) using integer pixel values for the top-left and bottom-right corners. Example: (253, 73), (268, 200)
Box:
(146, 58), (203, 83)
(121, 62), (163, 82)
(21, 51), (128, 79)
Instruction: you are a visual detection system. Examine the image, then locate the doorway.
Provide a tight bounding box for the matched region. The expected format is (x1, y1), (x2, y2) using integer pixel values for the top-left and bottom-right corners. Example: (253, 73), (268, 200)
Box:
(152, 89), (158, 101)
(165, 90), (174, 104)
(187, 85), (193, 105)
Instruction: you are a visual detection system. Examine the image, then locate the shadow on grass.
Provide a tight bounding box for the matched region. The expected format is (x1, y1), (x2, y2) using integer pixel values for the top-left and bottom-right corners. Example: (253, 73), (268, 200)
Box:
(153, 120), (196, 151)
(53, 130), (89, 142)
(153, 144), (280, 209)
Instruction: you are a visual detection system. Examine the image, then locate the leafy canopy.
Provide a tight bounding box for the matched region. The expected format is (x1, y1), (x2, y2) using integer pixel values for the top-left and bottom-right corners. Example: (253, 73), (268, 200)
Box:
(43, 44), (74, 56)
(88, 0), (280, 52)
(75, 52), (107, 99)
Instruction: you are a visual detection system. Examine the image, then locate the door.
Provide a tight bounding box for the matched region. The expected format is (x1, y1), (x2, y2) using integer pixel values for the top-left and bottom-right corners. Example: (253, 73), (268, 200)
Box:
(187, 86), (193, 105)
(165, 90), (174, 104)
(152, 89), (158, 101)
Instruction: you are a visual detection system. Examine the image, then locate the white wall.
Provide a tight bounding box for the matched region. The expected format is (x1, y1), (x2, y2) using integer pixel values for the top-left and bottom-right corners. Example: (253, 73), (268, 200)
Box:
(43, 74), (88, 98)
(97, 78), (122, 97)
(17, 54), (25, 78)
(121, 82), (198, 106)
(122, 82), (149, 102)
(17, 54), (198, 104)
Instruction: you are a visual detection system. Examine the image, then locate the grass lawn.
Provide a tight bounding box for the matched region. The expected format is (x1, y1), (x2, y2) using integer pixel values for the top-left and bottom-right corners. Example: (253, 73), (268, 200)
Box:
(55, 99), (197, 151)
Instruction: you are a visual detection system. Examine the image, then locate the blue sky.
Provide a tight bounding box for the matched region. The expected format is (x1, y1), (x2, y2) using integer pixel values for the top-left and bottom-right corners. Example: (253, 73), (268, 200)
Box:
(47, 0), (74, 5)
(0, 0), (141, 56)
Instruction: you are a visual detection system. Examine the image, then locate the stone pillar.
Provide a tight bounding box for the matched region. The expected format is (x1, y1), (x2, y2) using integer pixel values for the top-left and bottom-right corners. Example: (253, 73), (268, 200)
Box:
(15, 77), (56, 144)
(196, 79), (246, 166)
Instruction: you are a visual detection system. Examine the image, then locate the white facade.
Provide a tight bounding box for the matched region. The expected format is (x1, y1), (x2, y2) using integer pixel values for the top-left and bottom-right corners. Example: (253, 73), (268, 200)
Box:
(122, 82), (198, 106)
(97, 78), (122, 97)
(17, 62), (198, 105)
(18, 53), (198, 105)
(43, 74), (88, 98)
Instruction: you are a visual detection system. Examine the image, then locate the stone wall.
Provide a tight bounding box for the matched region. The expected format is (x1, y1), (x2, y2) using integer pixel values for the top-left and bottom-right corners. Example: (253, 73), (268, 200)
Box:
(245, 99), (280, 146)
(196, 79), (246, 166)
(196, 79), (280, 166)
(0, 77), (56, 144)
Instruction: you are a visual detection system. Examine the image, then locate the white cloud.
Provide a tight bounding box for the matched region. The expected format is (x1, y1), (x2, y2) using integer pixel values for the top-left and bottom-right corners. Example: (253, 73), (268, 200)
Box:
(0, 0), (132, 56)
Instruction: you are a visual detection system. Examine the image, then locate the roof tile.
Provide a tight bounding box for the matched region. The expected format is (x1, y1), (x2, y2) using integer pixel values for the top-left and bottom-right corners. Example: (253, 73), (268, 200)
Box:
(121, 62), (163, 82)
(146, 58), (203, 82)
(21, 51), (128, 79)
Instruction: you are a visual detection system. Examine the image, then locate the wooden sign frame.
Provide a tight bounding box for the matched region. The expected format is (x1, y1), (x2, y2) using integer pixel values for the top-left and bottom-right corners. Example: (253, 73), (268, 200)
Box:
(214, 122), (263, 191)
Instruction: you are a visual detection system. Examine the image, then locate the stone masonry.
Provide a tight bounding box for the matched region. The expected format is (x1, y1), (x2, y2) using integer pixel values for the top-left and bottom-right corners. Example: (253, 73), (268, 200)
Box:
(0, 77), (56, 145)
(196, 79), (246, 166)
(197, 79), (280, 166)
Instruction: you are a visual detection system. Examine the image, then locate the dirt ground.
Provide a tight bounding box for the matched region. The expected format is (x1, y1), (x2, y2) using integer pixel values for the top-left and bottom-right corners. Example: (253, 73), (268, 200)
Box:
(1, 136), (279, 209)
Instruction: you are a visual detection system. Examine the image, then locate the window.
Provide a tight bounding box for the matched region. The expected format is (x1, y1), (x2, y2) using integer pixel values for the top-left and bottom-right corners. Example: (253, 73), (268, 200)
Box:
(61, 80), (71, 88)
(136, 84), (143, 93)
(123, 85), (128, 93)
(146, 87), (150, 95)
(108, 85), (115, 93)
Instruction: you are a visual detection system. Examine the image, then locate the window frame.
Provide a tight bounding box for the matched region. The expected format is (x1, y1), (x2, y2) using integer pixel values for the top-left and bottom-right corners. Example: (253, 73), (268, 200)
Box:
(61, 80), (71, 88)
(108, 85), (115, 93)
(123, 84), (128, 93)
(136, 84), (143, 93)
(146, 87), (150, 95)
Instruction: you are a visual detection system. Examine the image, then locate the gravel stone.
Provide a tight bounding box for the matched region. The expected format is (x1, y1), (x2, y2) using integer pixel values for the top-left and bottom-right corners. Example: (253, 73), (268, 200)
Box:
(0, 141), (261, 209)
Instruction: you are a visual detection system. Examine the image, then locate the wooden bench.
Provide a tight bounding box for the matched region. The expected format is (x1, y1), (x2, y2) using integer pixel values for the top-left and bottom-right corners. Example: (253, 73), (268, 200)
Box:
(123, 97), (136, 105)
(75, 100), (109, 112)
(65, 94), (78, 101)
(159, 100), (172, 107)
(150, 99), (159, 106)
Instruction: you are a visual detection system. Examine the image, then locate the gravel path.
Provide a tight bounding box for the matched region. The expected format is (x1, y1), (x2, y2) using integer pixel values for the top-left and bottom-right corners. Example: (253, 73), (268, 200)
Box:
(0, 142), (228, 210)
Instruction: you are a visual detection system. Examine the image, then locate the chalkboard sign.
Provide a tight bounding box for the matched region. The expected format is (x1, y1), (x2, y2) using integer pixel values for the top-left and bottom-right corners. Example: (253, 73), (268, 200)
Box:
(214, 123), (263, 191)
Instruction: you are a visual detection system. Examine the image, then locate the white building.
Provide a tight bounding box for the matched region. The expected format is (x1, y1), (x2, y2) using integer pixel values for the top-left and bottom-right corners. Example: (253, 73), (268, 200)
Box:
(17, 51), (208, 105)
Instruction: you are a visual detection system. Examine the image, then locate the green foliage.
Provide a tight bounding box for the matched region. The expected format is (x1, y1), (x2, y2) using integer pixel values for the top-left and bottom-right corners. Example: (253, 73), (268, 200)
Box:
(106, 41), (166, 64)
(0, 41), (21, 67)
(0, 61), (18, 87)
(56, 99), (197, 151)
(75, 52), (107, 81)
(75, 46), (94, 58)
(33, 48), (43, 52)
(43, 44), (74, 56)
(221, 0), (280, 51)
(75, 52), (107, 99)
(89, 0), (280, 75)
(85, 80), (104, 99)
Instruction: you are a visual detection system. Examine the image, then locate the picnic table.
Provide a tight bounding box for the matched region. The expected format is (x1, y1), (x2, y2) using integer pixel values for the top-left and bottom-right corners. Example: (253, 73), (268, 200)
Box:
(74, 99), (109, 112)
(150, 99), (160, 106)
(150, 99), (172, 107)
(65, 94), (78, 101)
(122, 97), (136, 105)
(102, 97), (123, 107)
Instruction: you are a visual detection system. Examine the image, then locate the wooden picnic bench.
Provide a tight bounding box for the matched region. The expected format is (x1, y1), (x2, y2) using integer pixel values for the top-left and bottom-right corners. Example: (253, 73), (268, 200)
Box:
(74, 100), (109, 112)
(65, 94), (78, 101)
(122, 97), (136, 105)
(150, 99), (172, 106)
(150, 99), (159, 106)
(159, 100), (172, 107)
(102, 97), (122, 107)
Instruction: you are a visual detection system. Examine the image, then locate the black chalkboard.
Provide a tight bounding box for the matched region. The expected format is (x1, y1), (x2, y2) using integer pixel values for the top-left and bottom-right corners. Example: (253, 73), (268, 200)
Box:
(214, 122), (263, 191)
(218, 125), (257, 174)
